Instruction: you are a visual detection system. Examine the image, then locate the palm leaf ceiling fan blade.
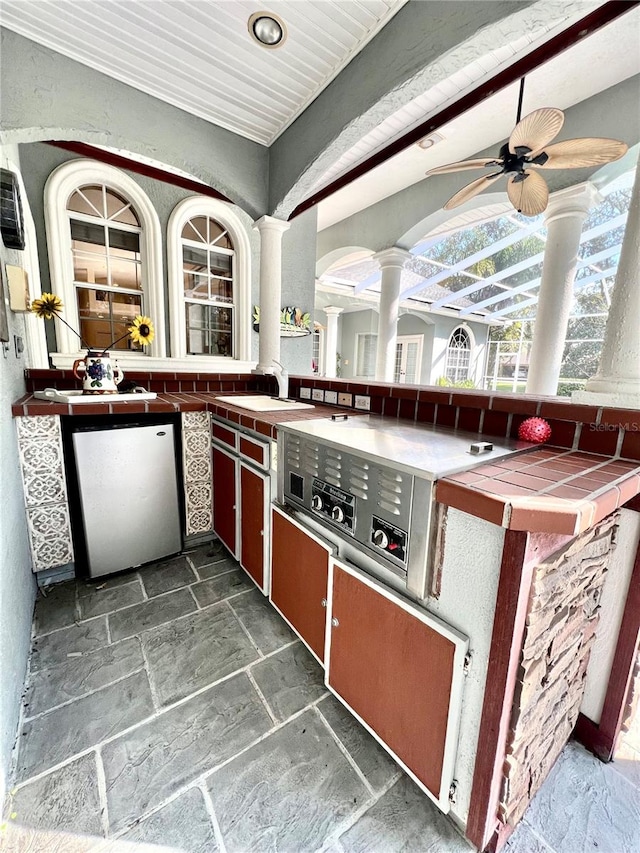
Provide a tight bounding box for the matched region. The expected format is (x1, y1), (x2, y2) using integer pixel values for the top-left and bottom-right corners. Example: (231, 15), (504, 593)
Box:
(509, 107), (564, 155)
(533, 137), (628, 169)
(425, 158), (499, 176)
(507, 171), (549, 216)
(443, 173), (503, 210)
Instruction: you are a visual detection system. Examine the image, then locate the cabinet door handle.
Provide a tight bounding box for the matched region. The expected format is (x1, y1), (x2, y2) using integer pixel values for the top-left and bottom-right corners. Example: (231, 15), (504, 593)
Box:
(331, 617), (339, 627)
(321, 598), (327, 608)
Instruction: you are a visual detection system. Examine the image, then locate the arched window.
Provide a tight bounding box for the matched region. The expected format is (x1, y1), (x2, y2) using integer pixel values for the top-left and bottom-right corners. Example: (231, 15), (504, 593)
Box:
(445, 326), (472, 383)
(45, 159), (165, 364)
(168, 197), (251, 364)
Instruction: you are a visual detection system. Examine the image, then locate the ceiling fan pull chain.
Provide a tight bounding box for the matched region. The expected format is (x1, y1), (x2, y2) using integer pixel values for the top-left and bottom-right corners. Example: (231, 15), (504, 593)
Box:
(516, 77), (526, 126)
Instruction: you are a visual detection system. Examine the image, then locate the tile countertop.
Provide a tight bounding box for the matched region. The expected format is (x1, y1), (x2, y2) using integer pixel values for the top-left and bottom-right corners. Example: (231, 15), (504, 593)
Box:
(12, 391), (640, 535)
(10, 391), (348, 440)
(436, 447), (640, 536)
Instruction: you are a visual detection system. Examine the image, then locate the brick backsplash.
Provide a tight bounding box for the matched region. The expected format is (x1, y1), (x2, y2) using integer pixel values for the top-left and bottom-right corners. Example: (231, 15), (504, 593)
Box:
(22, 370), (638, 461)
(291, 376), (637, 460)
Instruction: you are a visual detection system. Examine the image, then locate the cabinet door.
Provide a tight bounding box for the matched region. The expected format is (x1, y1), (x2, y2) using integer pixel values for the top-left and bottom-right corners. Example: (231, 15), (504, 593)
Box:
(270, 506), (331, 663)
(327, 560), (468, 812)
(212, 444), (238, 558)
(240, 462), (269, 593)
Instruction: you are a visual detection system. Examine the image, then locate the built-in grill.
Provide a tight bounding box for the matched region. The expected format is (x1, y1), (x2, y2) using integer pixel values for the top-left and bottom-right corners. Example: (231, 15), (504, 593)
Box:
(278, 415), (528, 599)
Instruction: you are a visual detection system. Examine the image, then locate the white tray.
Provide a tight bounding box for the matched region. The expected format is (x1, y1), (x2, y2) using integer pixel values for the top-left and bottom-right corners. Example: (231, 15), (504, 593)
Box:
(34, 389), (157, 404)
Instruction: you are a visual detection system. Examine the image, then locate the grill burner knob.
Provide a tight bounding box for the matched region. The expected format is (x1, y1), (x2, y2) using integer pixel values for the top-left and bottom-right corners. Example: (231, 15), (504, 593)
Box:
(373, 529), (389, 549)
(311, 495), (323, 511)
(331, 505), (345, 523)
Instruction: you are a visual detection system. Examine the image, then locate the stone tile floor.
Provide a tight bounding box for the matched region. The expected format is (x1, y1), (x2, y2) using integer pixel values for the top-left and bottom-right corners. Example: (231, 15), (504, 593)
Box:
(2, 541), (640, 853)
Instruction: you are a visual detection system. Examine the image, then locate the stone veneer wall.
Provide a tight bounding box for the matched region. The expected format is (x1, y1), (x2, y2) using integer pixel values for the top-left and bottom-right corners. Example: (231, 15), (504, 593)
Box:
(500, 514), (619, 827)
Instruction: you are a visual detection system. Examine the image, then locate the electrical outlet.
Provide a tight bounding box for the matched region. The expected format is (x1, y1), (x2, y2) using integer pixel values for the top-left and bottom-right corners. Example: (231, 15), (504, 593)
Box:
(338, 392), (353, 407)
(324, 390), (338, 405)
(354, 395), (371, 411)
(300, 387), (312, 399)
(312, 388), (324, 402)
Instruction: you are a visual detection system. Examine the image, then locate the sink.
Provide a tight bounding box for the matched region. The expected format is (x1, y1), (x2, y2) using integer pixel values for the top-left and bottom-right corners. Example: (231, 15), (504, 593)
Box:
(215, 395), (315, 412)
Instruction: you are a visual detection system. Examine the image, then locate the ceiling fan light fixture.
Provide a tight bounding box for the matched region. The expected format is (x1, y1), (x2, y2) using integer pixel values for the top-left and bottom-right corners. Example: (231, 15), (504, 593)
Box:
(416, 132), (444, 150)
(248, 11), (287, 49)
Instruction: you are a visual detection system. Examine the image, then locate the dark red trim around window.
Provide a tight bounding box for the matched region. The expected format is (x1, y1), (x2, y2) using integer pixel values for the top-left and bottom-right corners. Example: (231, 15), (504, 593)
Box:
(288, 0), (640, 221)
(46, 141), (233, 204)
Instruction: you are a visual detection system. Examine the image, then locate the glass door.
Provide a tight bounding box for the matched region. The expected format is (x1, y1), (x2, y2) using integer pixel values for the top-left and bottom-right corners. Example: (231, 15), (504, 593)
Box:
(394, 335), (423, 384)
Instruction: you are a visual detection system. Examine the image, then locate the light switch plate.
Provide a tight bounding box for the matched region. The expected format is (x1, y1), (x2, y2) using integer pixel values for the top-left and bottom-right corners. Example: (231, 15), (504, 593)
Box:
(300, 387), (312, 399)
(312, 388), (325, 402)
(324, 390), (338, 405)
(354, 395), (371, 411)
(338, 392), (353, 407)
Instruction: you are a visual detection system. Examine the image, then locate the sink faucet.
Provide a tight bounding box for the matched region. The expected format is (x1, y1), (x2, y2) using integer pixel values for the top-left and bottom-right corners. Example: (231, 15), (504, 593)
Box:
(272, 359), (289, 400)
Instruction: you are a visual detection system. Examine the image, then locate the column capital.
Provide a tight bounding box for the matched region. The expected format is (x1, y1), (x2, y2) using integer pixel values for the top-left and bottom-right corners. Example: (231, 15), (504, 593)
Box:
(252, 215), (291, 235)
(373, 246), (413, 271)
(545, 182), (602, 224)
(324, 305), (344, 317)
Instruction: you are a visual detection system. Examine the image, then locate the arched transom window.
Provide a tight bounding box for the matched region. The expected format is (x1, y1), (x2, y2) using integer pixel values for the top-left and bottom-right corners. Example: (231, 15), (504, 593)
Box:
(181, 216), (235, 357)
(445, 326), (472, 383)
(67, 185), (144, 352)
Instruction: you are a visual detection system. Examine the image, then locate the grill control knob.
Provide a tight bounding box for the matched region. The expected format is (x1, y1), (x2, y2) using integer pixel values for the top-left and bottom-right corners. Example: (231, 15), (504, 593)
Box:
(331, 505), (345, 523)
(373, 529), (389, 549)
(311, 495), (323, 511)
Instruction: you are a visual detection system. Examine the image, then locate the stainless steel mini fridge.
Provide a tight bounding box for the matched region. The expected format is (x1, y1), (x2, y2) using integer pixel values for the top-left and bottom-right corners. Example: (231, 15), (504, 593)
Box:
(71, 422), (182, 577)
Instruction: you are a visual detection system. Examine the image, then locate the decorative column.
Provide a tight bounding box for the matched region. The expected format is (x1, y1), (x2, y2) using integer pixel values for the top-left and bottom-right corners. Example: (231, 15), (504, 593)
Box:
(253, 216), (291, 373)
(374, 247), (412, 382)
(526, 184), (600, 396)
(574, 153), (640, 408)
(323, 306), (343, 378)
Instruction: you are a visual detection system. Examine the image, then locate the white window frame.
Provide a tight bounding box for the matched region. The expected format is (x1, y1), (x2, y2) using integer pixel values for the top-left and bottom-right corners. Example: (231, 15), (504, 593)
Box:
(168, 197), (252, 368)
(445, 325), (475, 383)
(395, 334), (424, 384)
(355, 332), (378, 379)
(44, 159), (166, 367)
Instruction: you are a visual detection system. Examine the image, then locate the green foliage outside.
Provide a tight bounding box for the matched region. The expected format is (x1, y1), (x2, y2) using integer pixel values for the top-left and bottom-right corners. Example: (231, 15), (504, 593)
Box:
(436, 376), (476, 388)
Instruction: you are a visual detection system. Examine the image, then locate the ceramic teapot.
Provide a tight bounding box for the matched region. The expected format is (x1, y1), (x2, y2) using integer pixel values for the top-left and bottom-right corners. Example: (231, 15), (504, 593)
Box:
(72, 351), (124, 394)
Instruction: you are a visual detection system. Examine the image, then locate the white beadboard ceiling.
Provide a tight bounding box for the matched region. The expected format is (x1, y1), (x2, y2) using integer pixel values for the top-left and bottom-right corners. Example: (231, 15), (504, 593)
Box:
(0, 0), (407, 145)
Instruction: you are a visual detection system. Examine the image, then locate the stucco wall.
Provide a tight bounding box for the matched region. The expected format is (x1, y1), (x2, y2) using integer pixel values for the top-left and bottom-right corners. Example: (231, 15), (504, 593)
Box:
(0, 28), (268, 219)
(0, 146), (38, 805)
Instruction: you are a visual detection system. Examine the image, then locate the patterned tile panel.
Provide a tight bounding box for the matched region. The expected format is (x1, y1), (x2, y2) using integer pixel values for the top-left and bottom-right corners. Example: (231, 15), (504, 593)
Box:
(26, 504), (74, 571)
(182, 412), (213, 537)
(16, 415), (60, 441)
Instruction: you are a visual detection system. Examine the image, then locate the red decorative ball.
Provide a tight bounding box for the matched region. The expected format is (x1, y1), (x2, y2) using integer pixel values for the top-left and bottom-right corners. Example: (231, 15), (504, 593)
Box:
(518, 417), (552, 444)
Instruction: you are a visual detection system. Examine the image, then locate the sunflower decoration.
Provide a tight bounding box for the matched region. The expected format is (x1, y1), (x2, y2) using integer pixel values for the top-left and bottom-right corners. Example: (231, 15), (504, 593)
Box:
(31, 292), (63, 320)
(128, 315), (155, 347)
(31, 293), (155, 354)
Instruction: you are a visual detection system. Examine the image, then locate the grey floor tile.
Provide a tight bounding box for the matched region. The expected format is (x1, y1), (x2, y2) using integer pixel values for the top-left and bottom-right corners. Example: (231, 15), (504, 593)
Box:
(228, 588), (296, 655)
(138, 556), (197, 597)
(78, 582), (144, 620)
(522, 741), (640, 853)
(10, 753), (102, 836)
(317, 694), (399, 792)
(16, 671), (154, 783)
(103, 672), (271, 833)
(34, 582), (78, 636)
(25, 638), (144, 718)
(30, 618), (109, 673)
(142, 602), (259, 707)
(120, 787), (217, 852)
(187, 539), (227, 569)
(191, 569), (254, 606)
(108, 588), (196, 642)
(196, 554), (240, 580)
(251, 641), (326, 721)
(207, 708), (369, 853)
(77, 570), (139, 597)
(339, 774), (471, 853)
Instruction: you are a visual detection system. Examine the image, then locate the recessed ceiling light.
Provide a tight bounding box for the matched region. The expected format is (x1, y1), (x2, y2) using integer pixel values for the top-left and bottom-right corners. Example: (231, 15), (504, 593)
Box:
(248, 11), (287, 49)
(416, 132), (444, 150)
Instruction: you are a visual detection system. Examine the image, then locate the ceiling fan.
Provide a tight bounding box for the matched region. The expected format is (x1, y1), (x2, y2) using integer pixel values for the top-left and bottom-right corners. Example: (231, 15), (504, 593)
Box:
(425, 79), (628, 217)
